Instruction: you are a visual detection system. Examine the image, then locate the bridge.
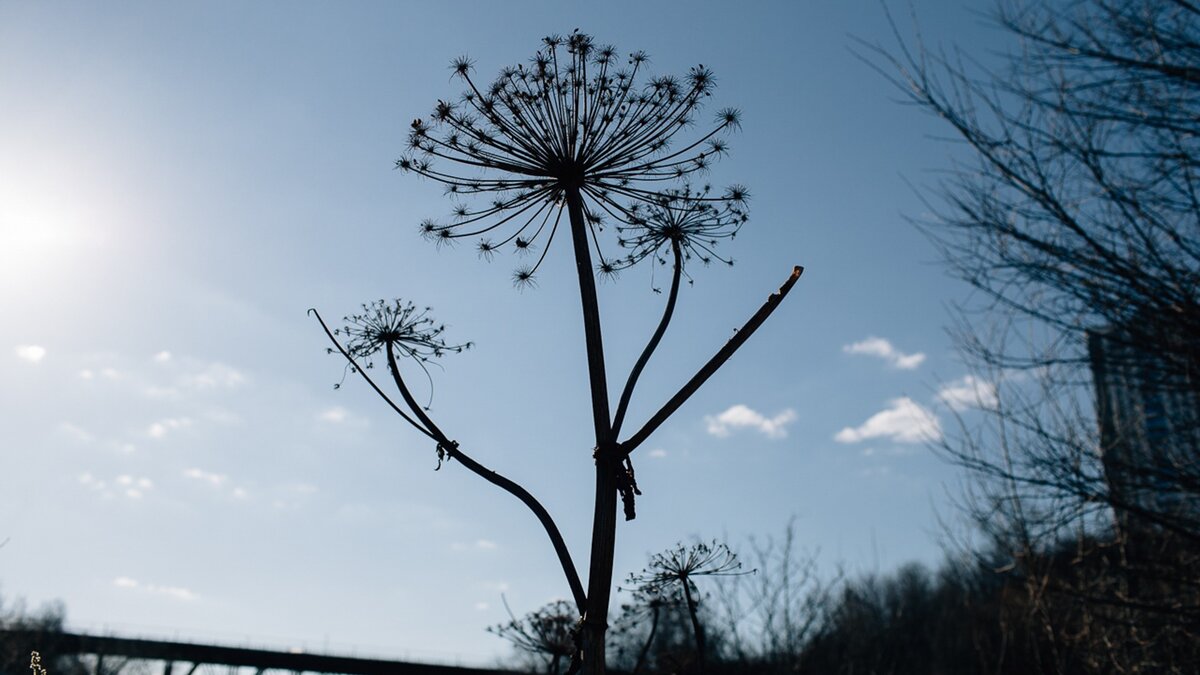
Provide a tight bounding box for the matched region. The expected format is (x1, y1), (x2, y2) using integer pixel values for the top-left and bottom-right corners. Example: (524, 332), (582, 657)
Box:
(2, 629), (515, 674)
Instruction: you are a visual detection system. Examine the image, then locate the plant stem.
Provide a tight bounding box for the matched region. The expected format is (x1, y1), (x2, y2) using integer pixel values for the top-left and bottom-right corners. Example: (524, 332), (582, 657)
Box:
(565, 185), (618, 675)
(612, 241), (683, 439)
(682, 580), (706, 673)
(632, 602), (660, 675)
(621, 265), (804, 455)
(382, 344), (588, 612)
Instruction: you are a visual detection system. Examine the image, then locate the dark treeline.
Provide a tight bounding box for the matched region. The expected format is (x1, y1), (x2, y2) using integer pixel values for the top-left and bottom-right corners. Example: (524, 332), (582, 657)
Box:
(0, 596), (97, 675)
(495, 525), (1199, 675)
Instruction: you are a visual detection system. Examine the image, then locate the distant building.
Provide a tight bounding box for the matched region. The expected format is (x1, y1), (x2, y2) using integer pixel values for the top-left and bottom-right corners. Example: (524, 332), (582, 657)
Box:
(1088, 323), (1200, 531)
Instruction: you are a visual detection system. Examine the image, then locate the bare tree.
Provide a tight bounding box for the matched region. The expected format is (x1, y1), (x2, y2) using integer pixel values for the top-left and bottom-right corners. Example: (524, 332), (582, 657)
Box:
(712, 520), (833, 671)
(866, 0), (1200, 670)
(313, 31), (801, 673)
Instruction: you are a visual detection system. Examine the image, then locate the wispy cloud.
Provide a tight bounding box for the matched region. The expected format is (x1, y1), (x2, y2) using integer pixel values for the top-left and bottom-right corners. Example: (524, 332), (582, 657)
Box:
(58, 423), (94, 444)
(842, 337), (925, 370)
(453, 539), (500, 552)
(317, 406), (349, 423)
(115, 474), (154, 499)
(147, 417), (193, 439)
(14, 344), (46, 364)
(647, 448), (668, 459)
(182, 468), (250, 501)
(705, 404), (796, 439)
(834, 397), (942, 444)
(112, 577), (198, 601)
(153, 351), (172, 363)
(181, 362), (245, 390)
(79, 472), (152, 499)
(78, 472), (107, 494)
(183, 467), (227, 487)
(936, 375), (998, 411)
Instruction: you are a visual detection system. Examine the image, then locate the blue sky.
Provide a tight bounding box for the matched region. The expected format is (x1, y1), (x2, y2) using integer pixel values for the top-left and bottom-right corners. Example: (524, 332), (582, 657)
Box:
(1, 0), (1004, 665)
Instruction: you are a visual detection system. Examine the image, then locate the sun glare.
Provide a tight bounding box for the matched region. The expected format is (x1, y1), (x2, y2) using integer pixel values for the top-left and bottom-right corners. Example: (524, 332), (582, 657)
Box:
(0, 186), (108, 288)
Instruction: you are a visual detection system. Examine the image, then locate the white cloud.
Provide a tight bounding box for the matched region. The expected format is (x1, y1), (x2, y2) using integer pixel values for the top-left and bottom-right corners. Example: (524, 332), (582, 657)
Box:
(112, 577), (197, 601)
(14, 345), (46, 364)
(317, 406), (349, 423)
(647, 448), (668, 459)
(705, 404), (797, 439)
(183, 467), (227, 487)
(153, 351), (172, 363)
(147, 417), (192, 439)
(452, 539), (501, 552)
(58, 423), (94, 444)
(107, 441), (137, 454)
(113, 475), (153, 489)
(81, 472), (150, 500)
(842, 337), (926, 370)
(152, 585), (198, 601)
(79, 369), (94, 379)
(182, 362), (245, 390)
(936, 375), (999, 411)
(834, 397), (942, 444)
(474, 602), (490, 611)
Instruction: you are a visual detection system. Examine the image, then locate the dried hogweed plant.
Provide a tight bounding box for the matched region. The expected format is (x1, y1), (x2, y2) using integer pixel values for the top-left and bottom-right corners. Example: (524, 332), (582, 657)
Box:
(489, 598), (580, 675)
(625, 542), (752, 670)
(313, 30), (801, 674)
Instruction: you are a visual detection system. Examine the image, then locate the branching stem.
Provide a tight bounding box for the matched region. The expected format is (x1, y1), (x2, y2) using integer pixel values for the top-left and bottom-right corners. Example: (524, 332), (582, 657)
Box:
(612, 240), (683, 438)
(311, 309), (586, 613)
(619, 265), (804, 457)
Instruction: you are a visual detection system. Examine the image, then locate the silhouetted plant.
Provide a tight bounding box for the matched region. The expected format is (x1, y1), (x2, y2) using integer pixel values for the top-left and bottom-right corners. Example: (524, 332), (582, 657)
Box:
(489, 599), (579, 675)
(609, 585), (684, 675)
(397, 30), (745, 283)
(315, 30), (802, 673)
(624, 542), (751, 673)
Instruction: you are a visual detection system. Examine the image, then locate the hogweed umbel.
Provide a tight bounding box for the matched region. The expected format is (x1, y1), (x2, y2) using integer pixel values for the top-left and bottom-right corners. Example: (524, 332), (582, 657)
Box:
(616, 183), (749, 273)
(335, 299), (472, 367)
(398, 29), (747, 282)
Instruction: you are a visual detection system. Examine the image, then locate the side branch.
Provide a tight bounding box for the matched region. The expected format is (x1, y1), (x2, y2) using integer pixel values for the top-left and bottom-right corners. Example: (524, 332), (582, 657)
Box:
(444, 443), (589, 613)
(611, 241), (683, 438)
(385, 342), (587, 613)
(309, 309), (436, 440)
(618, 265), (804, 456)
(311, 309), (587, 613)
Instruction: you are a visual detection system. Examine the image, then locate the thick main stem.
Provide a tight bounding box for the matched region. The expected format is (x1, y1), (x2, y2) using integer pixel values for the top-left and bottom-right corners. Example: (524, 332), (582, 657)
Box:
(682, 581), (706, 673)
(565, 185), (618, 675)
